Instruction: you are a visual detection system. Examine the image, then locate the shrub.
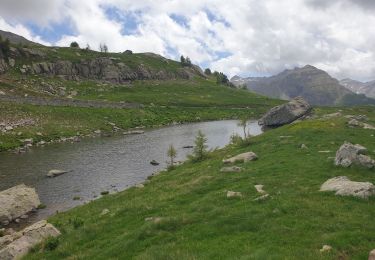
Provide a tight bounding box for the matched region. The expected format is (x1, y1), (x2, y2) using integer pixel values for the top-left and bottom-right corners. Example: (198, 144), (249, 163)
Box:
(167, 144), (177, 167)
(189, 130), (208, 162)
(204, 68), (212, 75)
(70, 41), (79, 48)
(69, 217), (84, 229)
(44, 236), (60, 251)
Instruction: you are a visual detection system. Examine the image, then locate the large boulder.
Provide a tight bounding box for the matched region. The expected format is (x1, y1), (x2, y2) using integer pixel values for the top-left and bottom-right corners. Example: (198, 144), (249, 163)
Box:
(258, 97), (312, 127)
(320, 176), (375, 199)
(223, 152), (258, 164)
(0, 220), (60, 260)
(335, 142), (375, 169)
(0, 184), (40, 224)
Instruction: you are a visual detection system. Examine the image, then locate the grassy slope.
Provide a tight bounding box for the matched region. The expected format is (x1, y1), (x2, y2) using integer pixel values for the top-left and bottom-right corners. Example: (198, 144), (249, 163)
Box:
(1, 59), (280, 151)
(25, 106), (375, 259)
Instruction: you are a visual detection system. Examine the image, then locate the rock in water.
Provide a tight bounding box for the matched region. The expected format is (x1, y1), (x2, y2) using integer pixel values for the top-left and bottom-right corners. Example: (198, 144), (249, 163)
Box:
(320, 176), (375, 199)
(0, 184), (41, 224)
(335, 142), (375, 169)
(47, 169), (69, 178)
(150, 160), (160, 166)
(223, 152), (258, 164)
(258, 96), (312, 127)
(0, 220), (60, 259)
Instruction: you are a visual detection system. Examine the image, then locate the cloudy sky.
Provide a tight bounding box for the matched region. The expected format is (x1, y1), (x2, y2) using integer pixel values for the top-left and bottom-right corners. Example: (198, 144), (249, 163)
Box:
(0, 0), (374, 81)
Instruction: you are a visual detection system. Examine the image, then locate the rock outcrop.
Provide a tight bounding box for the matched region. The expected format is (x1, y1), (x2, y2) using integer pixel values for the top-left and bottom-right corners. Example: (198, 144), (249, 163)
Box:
(17, 57), (203, 83)
(320, 176), (375, 199)
(223, 152), (258, 164)
(0, 220), (60, 260)
(0, 184), (40, 225)
(220, 166), (243, 173)
(258, 97), (311, 127)
(335, 142), (375, 169)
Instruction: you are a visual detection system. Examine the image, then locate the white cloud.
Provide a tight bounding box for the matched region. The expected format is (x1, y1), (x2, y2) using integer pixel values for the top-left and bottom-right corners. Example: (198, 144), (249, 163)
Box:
(1, 0), (375, 81)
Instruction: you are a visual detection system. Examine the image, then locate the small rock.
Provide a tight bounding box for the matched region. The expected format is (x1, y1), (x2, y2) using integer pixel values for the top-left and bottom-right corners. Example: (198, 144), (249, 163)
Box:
(369, 249), (375, 260)
(4, 126), (13, 131)
(0, 90), (6, 95)
(20, 215), (28, 219)
(300, 144), (308, 149)
(320, 245), (332, 253)
(47, 169), (69, 178)
(94, 130), (101, 134)
(254, 194), (270, 201)
(14, 218), (21, 223)
(254, 185), (266, 194)
(135, 184), (144, 188)
(220, 166), (243, 173)
(223, 152), (258, 164)
(123, 130), (145, 135)
(227, 191), (243, 198)
(1, 220), (9, 226)
(100, 209), (110, 216)
(145, 217), (162, 224)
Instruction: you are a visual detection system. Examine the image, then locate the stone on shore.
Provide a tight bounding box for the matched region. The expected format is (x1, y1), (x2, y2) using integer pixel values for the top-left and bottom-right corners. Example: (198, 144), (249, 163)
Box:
(47, 169), (69, 178)
(0, 184), (40, 225)
(320, 176), (375, 199)
(223, 152), (257, 164)
(258, 96), (312, 127)
(0, 220), (60, 260)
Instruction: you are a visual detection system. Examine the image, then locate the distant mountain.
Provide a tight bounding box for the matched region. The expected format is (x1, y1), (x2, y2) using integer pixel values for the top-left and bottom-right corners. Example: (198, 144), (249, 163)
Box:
(340, 78), (375, 99)
(0, 30), (41, 46)
(231, 65), (375, 106)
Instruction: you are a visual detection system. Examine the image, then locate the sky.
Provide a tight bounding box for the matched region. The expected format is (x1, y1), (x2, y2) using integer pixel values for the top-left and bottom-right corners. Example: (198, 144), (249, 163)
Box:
(0, 0), (375, 81)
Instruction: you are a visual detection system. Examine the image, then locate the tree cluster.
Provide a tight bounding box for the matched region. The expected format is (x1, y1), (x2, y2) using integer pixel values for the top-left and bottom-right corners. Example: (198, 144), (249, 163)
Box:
(100, 43), (108, 53)
(70, 41), (80, 48)
(213, 71), (229, 85)
(180, 55), (192, 67)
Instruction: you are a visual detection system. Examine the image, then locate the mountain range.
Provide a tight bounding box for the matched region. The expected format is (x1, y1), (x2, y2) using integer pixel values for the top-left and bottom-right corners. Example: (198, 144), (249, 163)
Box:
(339, 78), (375, 99)
(231, 65), (375, 106)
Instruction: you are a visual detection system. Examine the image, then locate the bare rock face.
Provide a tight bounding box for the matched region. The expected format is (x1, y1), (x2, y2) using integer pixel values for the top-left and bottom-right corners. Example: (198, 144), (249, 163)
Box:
(0, 184), (41, 224)
(223, 152), (258, 164)
(335, 142), (375, 169)
(258, 97), (312, 127)
(320, 176), (375, 199)
(0, 220), (60, 260)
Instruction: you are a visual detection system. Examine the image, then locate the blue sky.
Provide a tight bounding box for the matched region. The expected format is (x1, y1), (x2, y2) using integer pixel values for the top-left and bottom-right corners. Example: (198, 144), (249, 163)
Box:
(0, 0), (375, 81)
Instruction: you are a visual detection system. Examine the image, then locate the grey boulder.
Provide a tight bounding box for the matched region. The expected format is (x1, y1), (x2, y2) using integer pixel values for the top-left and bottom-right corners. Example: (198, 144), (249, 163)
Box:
(335, 142), (375, 169)
(320, 176), (375, 199)
(258, 96), (312, 127)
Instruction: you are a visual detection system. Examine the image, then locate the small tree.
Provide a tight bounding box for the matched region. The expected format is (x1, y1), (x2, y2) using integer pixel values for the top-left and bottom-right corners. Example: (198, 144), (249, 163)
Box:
(100, 43), (108, 53)
(204, 68), (212, 75)
(167, 144), (177, 168)
(85, 44), (91, 51)
(216, 72), (229, 85)
(190, 130), (208, 162)
(238, 117), (249, 139)
(185, 57), (192, 66)
(70, 41), (79, 48)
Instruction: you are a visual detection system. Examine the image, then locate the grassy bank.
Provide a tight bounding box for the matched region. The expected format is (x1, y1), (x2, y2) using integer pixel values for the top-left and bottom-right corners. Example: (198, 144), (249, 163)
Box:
(0, 102), (273, 152)
(24, 106), (375, 259)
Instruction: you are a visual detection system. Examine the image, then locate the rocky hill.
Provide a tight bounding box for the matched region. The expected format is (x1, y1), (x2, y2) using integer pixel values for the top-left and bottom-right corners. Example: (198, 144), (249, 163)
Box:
(340, 78), (375, 98)
(0, 30), (205, 84)
(231, 65), (375, 106)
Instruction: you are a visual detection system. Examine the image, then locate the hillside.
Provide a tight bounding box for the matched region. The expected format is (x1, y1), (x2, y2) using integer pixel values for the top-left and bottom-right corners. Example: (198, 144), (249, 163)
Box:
(24, 106), (375, 259)
(0, 31), (280, 152)
(231, 65), (375, 106)
(340, 78), (375, 99)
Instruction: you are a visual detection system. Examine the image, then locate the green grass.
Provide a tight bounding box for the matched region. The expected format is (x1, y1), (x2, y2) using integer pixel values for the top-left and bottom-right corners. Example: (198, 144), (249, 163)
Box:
(24, 106), (375, 259)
